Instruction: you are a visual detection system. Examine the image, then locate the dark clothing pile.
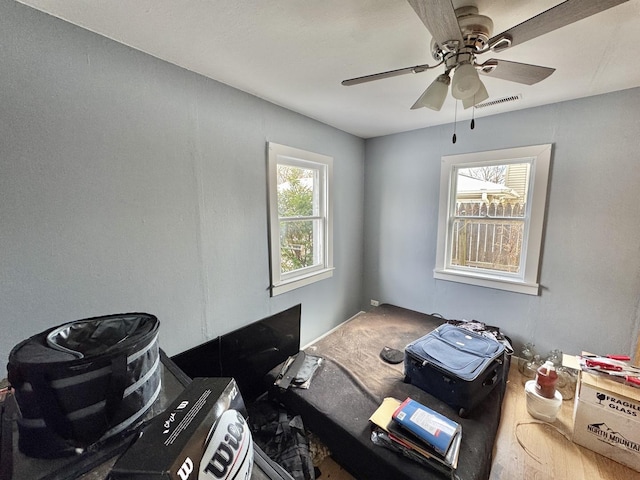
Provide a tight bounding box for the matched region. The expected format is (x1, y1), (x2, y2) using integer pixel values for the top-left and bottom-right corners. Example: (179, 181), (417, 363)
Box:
(248, 400), (315, 480)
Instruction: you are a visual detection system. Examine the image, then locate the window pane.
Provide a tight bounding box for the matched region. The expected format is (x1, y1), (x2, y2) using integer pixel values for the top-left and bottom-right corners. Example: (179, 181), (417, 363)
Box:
(268, 142), (333, 295)
(279, 219), (322, 274)
(277, 165), (317, 217)
(451, 162), (530, 274)
(449, 218), (524, 273)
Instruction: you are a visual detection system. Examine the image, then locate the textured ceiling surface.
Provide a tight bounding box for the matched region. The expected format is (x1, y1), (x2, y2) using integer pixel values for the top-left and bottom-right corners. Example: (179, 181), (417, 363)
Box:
(16, 0), (640, 138)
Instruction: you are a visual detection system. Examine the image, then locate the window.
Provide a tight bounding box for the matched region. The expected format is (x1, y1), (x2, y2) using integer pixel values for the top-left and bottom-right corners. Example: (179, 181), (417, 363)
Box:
(267, 142), (333, 296)
(434, 144), (551, 295)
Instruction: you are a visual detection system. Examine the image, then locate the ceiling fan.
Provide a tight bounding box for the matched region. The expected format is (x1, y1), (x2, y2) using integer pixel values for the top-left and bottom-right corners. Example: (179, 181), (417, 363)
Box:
(342, 0), (629, 111)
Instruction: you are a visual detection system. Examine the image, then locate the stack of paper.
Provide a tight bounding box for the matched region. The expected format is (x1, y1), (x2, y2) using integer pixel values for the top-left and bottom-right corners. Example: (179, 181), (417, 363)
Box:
(369, 397), (462, 474)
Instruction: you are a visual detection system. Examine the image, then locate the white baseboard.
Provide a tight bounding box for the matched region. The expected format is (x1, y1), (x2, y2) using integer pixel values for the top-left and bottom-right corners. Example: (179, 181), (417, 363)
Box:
(301, 310), (365, 350)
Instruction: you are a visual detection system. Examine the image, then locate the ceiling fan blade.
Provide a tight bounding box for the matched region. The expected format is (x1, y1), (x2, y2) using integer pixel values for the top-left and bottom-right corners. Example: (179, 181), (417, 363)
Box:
(407, 0), (463, 48)
(341, 64), (431, 86)
(488, 0), (629, 51)
(479, 59), (555, 85)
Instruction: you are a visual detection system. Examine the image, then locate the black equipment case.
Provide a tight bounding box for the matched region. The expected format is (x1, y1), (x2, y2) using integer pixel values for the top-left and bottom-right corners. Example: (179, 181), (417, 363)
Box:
(404, 323), (506, 416)
(6, 313), (161, 458)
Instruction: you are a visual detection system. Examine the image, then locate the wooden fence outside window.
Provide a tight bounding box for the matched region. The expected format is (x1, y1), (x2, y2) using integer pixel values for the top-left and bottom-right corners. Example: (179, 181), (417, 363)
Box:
(451, 202), (526, 273)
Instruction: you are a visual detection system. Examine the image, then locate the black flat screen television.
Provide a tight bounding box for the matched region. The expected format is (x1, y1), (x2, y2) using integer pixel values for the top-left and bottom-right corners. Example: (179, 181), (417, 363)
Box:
(171, 304), (301, 402)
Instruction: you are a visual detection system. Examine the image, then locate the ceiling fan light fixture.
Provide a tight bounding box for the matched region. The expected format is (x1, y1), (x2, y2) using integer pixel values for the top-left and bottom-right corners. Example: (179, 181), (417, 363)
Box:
(411, 73), (450, 111)
(462, 79), (489, 109)
(451, 62), (480, 100)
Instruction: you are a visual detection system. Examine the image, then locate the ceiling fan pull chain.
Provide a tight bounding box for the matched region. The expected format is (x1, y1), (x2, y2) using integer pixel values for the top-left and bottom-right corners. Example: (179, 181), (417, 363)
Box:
(471, 101), (476, 130)
(452, 101), (458, 144)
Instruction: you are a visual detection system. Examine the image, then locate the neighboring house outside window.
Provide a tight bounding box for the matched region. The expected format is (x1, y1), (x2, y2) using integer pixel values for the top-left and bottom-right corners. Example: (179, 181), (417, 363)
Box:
(434, 144), (552, 295)
(267, 142), (333, 296)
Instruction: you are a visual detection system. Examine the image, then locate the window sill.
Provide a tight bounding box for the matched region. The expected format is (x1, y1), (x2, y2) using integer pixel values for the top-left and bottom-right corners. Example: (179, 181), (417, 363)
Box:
(434, 269), (539, 295)
(271, 267), (334, 296)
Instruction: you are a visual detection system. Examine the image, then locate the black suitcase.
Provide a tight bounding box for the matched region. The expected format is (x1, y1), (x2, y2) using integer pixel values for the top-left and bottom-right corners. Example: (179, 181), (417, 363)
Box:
(404, 323), (506, 416)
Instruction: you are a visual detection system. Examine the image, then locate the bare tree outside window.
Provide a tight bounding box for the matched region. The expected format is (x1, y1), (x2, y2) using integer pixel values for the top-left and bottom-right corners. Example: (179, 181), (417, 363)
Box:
(458, 165), (506, 185)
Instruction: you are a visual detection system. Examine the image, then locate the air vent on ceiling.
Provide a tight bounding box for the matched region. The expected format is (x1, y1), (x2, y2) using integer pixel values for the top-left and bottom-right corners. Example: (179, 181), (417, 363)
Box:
(474, 94), (522, 109)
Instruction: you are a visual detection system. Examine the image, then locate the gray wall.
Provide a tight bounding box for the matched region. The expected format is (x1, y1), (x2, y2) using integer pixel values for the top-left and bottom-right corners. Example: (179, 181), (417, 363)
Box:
(363, 88), (640, 358)
(3, 0), (639, 379)
(0, 1), (365, 375)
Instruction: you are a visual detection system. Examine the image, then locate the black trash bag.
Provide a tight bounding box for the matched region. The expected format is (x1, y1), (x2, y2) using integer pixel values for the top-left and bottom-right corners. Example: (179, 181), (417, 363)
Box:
(7, 313), (161, 458)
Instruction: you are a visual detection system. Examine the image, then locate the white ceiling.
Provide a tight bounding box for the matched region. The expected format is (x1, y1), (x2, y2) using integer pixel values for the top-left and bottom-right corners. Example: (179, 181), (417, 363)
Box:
(16, 0), (640, 138)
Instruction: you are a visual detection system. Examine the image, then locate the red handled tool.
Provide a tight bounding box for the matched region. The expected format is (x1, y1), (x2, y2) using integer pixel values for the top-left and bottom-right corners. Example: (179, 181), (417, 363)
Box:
(583, 354), (631, 361)
(583, 356), (640, 373)
(594, 370), (640, 387)
(581, 357), (640, 388)
(585, 359), (623, 371)
(604, 354), (631, 361)
(626, 376), (640, 387)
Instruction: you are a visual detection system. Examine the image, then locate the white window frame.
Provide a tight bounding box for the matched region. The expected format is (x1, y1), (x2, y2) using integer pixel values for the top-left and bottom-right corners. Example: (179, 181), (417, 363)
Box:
(267, 142), (334, 296)
(434, 144), (552, 295)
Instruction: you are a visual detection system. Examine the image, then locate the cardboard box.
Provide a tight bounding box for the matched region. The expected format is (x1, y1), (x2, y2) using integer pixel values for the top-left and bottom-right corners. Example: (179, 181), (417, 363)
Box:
(572, 370), (640, 472)
(111, 377), (252, 480)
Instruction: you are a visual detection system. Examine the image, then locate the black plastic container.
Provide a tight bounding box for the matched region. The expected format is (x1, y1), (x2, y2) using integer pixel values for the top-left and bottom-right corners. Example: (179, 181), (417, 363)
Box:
(7, 313), (161, 458)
